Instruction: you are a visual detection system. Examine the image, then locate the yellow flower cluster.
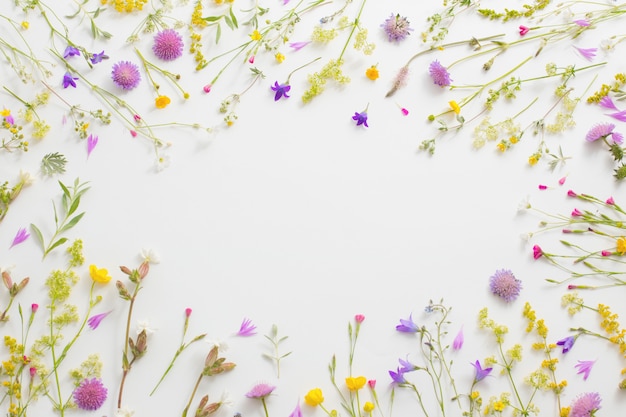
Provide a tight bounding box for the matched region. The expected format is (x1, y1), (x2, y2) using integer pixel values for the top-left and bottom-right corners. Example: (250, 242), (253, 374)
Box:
(478, 307), (508, 343)
(561, 292), (584, 315)
(483, 393), (510, 416)
(100, 0), (148, 12)
(587, 72), (626, 103)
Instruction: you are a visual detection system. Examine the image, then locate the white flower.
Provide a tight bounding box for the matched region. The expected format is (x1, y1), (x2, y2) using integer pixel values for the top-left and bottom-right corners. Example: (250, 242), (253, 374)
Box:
(218, 390), (233, 408)
(136, 320), (158, 335)
(517, 195), (531, 212)
(0, 265), (16, 274)
(206, 338), (229, 353)
(19, 170), (35, 186)
(116, 407), (135, 417)
(140, 248), (161, 264)
(520, 232), (533, 242)
(156, 153), (171, 172)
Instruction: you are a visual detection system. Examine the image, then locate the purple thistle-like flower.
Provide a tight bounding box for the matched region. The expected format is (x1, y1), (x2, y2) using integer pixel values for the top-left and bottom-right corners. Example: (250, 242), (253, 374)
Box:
(73, 378), (108, 410)
(389, 367), (407, 384)
(574, 46), (597, 61)
(237, 317), (257, 336)
(63, 72), (78, 89)
(396, 314), (419, 333)
(607, 110), (626, 122)
(87, 134), (98, 158)
(245, 383), (275, 399)
(471, 360), (492, 382)
(599, 95), (619, 110)
(570, 392), (601, 417)
(63, 45), (80, 59)
(111, 61), (141, 90)
(289, 41), (311, 51)
(452, 327), (464, 350)
(152, 29), (184, 61)
(586, 122), (622, 143)
(352, 111), (369, 127)
(556, 335), (576, 353)
(10, 227), (30, 248)
(271, 81), (291, 101)
(489, 269), (522, 302)
(90, 51), (108, 64)
(575, 360), (596, 380)
(429, 60), (452, 87)
(381, 14), (413, 42)
(88, 311), (112, 330)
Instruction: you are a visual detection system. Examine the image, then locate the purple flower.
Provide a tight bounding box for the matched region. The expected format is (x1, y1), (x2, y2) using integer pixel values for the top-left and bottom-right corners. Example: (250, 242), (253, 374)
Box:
(245, 383), (275, 399)
(352, 111), (369, 127)
(574, 46), (597, 61)
(289, 41), (311, 51)
(575, 360), (595, 380)
(90, 51), (108, 64)
(88, 311), (112, 330)
(63, 45), (80, 59)
(607, 110), (626, 122)
(556, 335), (576, 353)
(271, 81), (291, 101)
(73, 378), (108, 410)
(389, 367), (407, 384)
(236, 317), (257, 336)
(489, 269), (522, 302)
(63, 72), (78, 89)
(87, 134), (98, 158)
(586, 123), (623, 144)
(429, 60), (452, 87)
(10, 227), (30, 248)
(111, 61), (141, 90)
(452, 327), (464, 350)
(152, 29), (184, 61)
(289, 402), (302, 417)
(599, 96), (619, 110)
(570, 392), (601, 417)
(471, 360), (492, 382)
(381, 14), (413, 42)
(395, 314), (419, 333)
(574, 19), (590, 27)
(398, 357), (417, 373)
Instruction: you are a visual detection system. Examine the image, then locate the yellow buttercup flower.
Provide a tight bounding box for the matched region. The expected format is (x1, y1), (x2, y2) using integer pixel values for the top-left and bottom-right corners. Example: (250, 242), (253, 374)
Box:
(304, 388), (324, 406)
(617, 237), (626, 254)
(345, 376), (366, 391)
(449, 100), (460, 114)
(21, 21), (29, 30)
(250, 30), (262, 41)
(155, 95), (171, 109)
(363, 402), (374, 412)
(365, 65), (379, 81)
(275, 52), (285, 63)
(89, 265), (111, 284)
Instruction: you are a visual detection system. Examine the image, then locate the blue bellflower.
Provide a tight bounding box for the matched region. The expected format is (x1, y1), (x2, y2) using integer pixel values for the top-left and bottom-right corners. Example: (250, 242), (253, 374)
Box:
(90, 51), (109, 64)
(352, 111), (368, 127)
(63, 45), (80, 59)
(472, 360), (492, 382)
(271, 81), (291, 101)
(556, 335), (576, 354)
(63, 72), (79, 88)
(396, 314), (420, 333)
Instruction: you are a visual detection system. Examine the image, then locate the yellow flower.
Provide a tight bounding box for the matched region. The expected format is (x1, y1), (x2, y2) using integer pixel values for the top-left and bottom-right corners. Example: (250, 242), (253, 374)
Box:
(345, 376), (366, 391)
(214, 0), (223, 3)
(0, 109), (10, 117)
(155, 95), (171, 109)
(363, 402), (374, 413)
(470, 391), (480, 400)
(528, 154), (539, 166)
(304, 388), (324, 406)
(250, 30), (262, 41)
(21, 21), (29, 30)
(89, 265), (111, 284)
(275, 52), (285, 63)
(493, 401), (506, 412)
(497, 142), (507, 152)
(449, 100), (460, 114)
(365, 65), (379, 81)
(617, 237), (626, 254)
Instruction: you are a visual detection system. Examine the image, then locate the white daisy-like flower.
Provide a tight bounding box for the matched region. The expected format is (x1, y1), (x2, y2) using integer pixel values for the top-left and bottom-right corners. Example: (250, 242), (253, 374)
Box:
(140, 248), (161, 264)
(116, 407), (135, 417)
(206, 338), (229, 353)
(517, 195), (531, 212)
(136, 319), (158, 335)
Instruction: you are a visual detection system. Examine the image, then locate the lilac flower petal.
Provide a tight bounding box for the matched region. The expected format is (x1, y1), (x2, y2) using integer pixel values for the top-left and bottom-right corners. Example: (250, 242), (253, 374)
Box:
(574, 19), (590, 27)
(389, 367), (406, 384)
(574, 360), (595, 380)
(612, 131), (624, 144)
(237, 317), (257, 336)
(607, 110), (626, 122)
(10, 227), (30, 248)
(599, 96), (619, 111)
(87, 134), (98, 158)
(63, 45), (81, 59)
(88, 311), (112, 330)
(289, 41), (311, 51)
(288, 402), (301, 417)
(452, 327), (464, 350)
(574, 46), (597, 61)
(396, 314), (419, 332)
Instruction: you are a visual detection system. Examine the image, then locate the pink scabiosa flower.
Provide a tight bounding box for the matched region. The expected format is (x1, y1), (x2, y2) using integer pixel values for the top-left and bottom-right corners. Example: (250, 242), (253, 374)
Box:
(428, 60), (452, 87)
(111, 61), (141, 90)
(489, 269), (522, 302)
(381, 14), (413, 42)
(152, 29), (184, 61)
(73, 378), (108, 410)
(569, 392), (601, 417)
(246, 382), (275, 399)
(237, 318), (257, 336)
(586, 123), (623, 144)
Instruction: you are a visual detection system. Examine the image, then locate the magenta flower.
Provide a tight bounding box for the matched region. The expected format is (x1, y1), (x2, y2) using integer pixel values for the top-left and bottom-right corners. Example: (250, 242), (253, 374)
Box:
(10, 227), (30, 248)
(185, 307), (192, 317)
(63, 72), (78, 88)
(90, 51), (108, 64)
(87, 134), (98, 158)
(355, 314), (365, 323)
(607, 110), (626, 122)
(237, 317), (257, 336)
(111, 61), (141, 90)
(153, 29), (184, 61)
(352, 111), (369, 127)
(533, 245), (543, 259)
(570, 392), (601, 417)
(471, 360), (492, 382)
(271, 81), (291, 101)
(31, 303), (39, 313)
(586, 123), (623, 144)
(571, 208), (583, 217)
(289, 41), (311, 51)
(575, 360), (595, 380)
(574, 46), (597, 61)
(289, 402), (302, 417)
(428, 60), (452, 87)
(606, 196), (615, 205)
(63, 45), (80, 59)
(568, 190), (577, 197)
(556, 335), (576, 353)
(519, 25), (530, 36)
(88, 311), (112, 330)
(489, 269), (522, 302)
(599, 96), (619, 110)
(245, 382), (275, 399)
(381, 14), (413, 42)
(452, 327), (464, 350)
(396, 314), (419, 333)
(601, 250), (612, 256)
(73, 378), (108, 410)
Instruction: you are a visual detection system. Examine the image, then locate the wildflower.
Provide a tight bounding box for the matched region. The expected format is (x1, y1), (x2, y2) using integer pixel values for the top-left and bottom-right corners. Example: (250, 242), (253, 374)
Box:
(111, 61), (141, 90)
(10, 227), (30, 248)
(616, 237), (626, 254)
(90, 51), (108, 64)
(428, 60), (452, 87)
(289, 402), (302, 417)
(365, 65), (379, 80)
(452, 327), (464, 350)
(203, 84), (212, 93)
(389, 367), (407, 384)
(533, 245), (543, 259)
(245, 383), (275, 399)
(489, 269), (522, 302)
(363, 402), (374, 412)
(140, 248), (161, 264)
(236, 318), (257, 336)
(607, 196), (615, 205)
(599, 96), (619, 110)
(519, 25), (530, 36)
(574, 46), (597, 61)
(367, 380), (376, 389)
(352, 110), (369, 127)
(73, 378), (108, 410)
(87, 134), (98, 158)
(575, 360), (595, 380)
(88, 311), (112, 330)
(275, 52), (285, 63)
(63, 45), (81, 58)
(585, 123), (623, 144)
(271, 82), (291, 101)
(155, 95), (171, 109)
(89, 265), (111, 284)
(449, 100), (460, 114)
(250, 30), (262, 41)
(472, 360), (492, 382)
(63, 72), (79, 88)
(400, 107), (409, 116)
(304, 388), (324, 406)
(601, 250), (612, 256)
(556, 336), (576, 353)
(153, 29), (184, 61)
(289, 41), (311, 51)
(396, 314), (419, 332)
(574, 19), (590, 27)
(31, 303), (38, 313)
(381, 14), (412, 42)
(607, 110), (626, 122)
(355, 314), (365, 323)
(116, 406), (135, 417)
(248, 55), (255, 64)
(559, 176), (567, 185)
(345, 376), (366, 391)
(569, 392), (601, 417)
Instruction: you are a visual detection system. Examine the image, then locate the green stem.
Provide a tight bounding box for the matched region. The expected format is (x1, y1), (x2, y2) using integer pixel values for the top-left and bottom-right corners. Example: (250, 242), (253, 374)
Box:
(182, 372), (204, 417)
(337, 0), (367, 61)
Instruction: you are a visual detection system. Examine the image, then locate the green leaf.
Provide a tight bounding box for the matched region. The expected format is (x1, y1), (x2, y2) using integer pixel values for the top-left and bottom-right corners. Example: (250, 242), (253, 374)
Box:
(67, 196), (80, 217)
(59, 212), (85, 233)
(215, 23), (221, 44)
(59, 181), (71, 199)
(202, 15), (222, 22)
(46, 237), (68, 254)
(224, 16), (234, 31)
(229, 7), (238, 28)
(30, 224), (44, 248)
(41, 153), (67, 176)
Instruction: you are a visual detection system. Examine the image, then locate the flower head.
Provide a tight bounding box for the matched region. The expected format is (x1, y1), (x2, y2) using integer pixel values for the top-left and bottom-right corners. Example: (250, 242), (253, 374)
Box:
(586, 123), (623, 144)
(63, 45), (80, 59)
(532, 245), (543, 259)
(73, 378), (108, 410)
(236, 318), (257, 336)
(245, 383), (275, 399)
(575, 360), (595, 380)
(381, 14), (412, 42)
(519, 25), (530, 36)
(111, 61), (141, 90)
(352, 111), (369, 127)
(155, 95), (171, 109)
(556, 336), (576, 353)
(10, 227), (30, 248)
(345, 376), (366, 391)
(389, 367), (407, 384)
(489, 269), (522, 302)
(153, 29), (184, 61)
(271, 82), (291, 101)
(90, 51), (108, 64)
(88, 311), (112, 330)
(396, 314), (419, 333)
(429, 60), (452, 87)
(570, 392), (601, 417)
(472, 360), (492, 382)
(63, 72), (78, 88)
(304, 388), (324, 406)
(89, 265), (111, 284)
(365, 65), (379, 80)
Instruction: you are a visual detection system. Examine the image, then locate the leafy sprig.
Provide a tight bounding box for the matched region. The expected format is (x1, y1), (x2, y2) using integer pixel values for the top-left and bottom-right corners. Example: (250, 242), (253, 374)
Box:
(263, 324), (291, 378)
(40, 152), (68, 176)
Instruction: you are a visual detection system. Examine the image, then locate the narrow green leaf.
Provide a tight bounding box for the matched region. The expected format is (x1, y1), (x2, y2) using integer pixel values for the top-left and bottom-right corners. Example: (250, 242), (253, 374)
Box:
(46, 237), (68, 254)
(67, 196), (80, 217)
(215, 23), (221, 44)
(53, 202), (59, 226)
(91, 20), (97, 38)
(202, 15), (222, 22)
(59, 181), (70, 199)
(59, 212), (85, 233)
(229, 7), (238, 28)
(224, 16), (234, 31)
(30, 224), (44, 248)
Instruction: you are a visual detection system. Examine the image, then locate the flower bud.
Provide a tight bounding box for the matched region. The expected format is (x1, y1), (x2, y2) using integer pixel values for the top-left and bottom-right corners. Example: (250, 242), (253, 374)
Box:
(2, 271), (12, 289)
(17, 277), (29, 292)
(116, 280), (132, 300)
(138, 261), (149, 280)
(119, 265), (132, 275)
(205, 346), (219, 368)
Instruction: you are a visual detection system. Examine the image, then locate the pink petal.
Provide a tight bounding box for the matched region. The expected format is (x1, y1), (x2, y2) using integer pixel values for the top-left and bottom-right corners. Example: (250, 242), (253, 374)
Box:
(288, 41), (311, 51)
(10, 227), (30, 248)
(599, 96), (619, 111)
(607, 110), (626, 122)
(87, 134), (98, 158)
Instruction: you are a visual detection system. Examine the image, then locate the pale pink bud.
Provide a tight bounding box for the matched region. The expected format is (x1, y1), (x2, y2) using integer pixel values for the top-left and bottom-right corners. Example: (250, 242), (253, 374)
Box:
(130, 130), (138, 137)
(355, 314), (365, 323)
(248, 55), (255, 64)
(367, 379), (376, 389)
(558, 176), (567, 185)
(29, 367), (36, 378)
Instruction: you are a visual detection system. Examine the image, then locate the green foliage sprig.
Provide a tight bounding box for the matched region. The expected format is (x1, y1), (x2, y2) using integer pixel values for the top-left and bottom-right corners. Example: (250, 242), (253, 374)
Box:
(263, 324), (291, 378)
